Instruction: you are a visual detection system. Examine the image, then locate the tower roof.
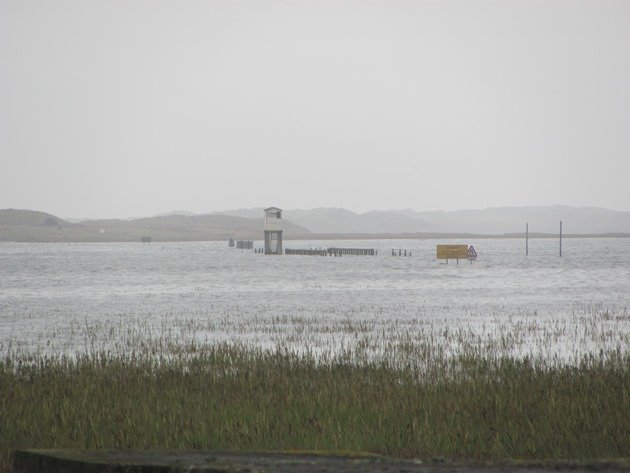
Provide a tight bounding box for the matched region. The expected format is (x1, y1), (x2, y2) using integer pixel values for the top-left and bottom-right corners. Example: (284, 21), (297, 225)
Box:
(263, 207), (282, 212)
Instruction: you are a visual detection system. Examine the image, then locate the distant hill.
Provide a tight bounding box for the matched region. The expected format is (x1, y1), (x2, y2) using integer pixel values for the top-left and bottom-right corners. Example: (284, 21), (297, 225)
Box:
(0, 209), (68, 227)
(210, 208), (263, 220)
(78, 214), (311, 241)
(284, 208), (432, 234)
(0, 209), (311, 242)
(217, 205), (630, 235)
(3, 206), (630, 242)
(215, 207), (432, 233)
(154, 210), (198, 218)
(393, 206), (630, 234)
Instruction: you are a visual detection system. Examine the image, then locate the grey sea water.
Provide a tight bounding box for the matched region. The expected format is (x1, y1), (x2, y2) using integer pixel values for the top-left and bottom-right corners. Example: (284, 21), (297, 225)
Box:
(1, 238), (629, 360)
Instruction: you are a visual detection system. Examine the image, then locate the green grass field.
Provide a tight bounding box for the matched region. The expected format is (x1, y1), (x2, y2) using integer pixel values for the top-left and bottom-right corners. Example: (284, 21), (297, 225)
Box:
(1, 345), (628, 472)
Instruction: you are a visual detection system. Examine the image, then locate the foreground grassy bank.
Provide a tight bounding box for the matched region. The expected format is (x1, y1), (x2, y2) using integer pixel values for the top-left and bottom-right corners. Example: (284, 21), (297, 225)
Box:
(1, 346), (628, 472)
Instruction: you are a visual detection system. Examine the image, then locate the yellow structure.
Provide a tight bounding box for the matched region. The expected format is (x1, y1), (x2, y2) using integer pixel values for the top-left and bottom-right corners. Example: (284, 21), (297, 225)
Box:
(436, 245), (468, 260)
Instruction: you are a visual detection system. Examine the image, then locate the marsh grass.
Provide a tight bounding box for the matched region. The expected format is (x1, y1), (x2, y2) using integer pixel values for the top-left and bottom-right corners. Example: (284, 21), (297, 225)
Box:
(1, 307), (628, 471)
(1, 344), (628, 472)
(3, 305), (628, 364)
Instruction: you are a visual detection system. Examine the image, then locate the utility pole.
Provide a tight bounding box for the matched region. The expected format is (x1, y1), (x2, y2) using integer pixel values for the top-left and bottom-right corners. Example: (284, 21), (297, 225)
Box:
(559, 221), (563, 257)
(526, 223), (529, 256)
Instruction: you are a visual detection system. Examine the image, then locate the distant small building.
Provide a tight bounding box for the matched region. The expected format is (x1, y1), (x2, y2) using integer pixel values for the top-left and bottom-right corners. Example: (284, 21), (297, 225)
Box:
(263, 207), (283, 255)
(228, 238), (235, 248)
(141, 236), (151, 243)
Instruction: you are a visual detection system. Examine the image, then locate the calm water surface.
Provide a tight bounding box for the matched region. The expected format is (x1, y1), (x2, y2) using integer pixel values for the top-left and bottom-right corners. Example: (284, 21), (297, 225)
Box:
(1, 238), (629, 359)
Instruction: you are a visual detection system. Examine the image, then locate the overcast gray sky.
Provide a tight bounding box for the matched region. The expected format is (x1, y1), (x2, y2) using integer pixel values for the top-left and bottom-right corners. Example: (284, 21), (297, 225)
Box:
(1, 0), (629, 219)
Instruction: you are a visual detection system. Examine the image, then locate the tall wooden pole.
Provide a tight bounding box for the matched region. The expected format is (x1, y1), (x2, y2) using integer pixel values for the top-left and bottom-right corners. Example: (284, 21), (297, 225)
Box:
(526, 223), (529, 256)
(559, 220), (563, 257)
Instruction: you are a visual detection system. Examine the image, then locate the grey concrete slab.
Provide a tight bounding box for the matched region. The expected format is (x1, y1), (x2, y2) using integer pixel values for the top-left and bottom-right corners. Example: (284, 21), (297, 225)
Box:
(12, 450), (630, 473)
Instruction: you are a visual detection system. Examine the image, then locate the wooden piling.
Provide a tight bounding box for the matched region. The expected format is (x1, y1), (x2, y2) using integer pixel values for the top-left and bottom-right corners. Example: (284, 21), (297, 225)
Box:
(526, 223), (528, 256)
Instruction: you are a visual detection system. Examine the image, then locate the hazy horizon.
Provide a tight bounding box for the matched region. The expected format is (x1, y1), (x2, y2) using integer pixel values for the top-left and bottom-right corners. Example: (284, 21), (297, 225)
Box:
(63, 203), (630, 222)
(2, 0), (629, 219)
(0, 203), (622, 222)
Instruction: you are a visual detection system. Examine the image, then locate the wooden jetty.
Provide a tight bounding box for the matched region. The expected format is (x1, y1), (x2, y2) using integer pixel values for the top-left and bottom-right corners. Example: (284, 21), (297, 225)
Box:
(327, 247), (376, 256)
(284, 247), (376, 256)
(285, 248), (328, 256)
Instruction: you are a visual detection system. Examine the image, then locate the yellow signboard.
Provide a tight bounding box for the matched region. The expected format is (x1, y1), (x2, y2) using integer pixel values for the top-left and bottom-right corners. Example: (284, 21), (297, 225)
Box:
(436, 245), (469, 260)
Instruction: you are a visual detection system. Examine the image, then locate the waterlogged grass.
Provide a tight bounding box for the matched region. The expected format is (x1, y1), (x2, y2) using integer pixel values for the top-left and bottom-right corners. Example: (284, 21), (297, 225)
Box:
(1, 307), (628, 470)
(3, 305), (628, 364)
(1, 345), (628, 472)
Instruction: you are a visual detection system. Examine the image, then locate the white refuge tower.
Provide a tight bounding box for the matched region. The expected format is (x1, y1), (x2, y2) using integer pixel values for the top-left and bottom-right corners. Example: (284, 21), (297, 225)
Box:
(263, 207), (283, 255)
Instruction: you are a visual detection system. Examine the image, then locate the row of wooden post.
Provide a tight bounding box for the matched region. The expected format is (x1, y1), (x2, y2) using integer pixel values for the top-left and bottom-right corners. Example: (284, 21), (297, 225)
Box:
(391, 249), (411, 257)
